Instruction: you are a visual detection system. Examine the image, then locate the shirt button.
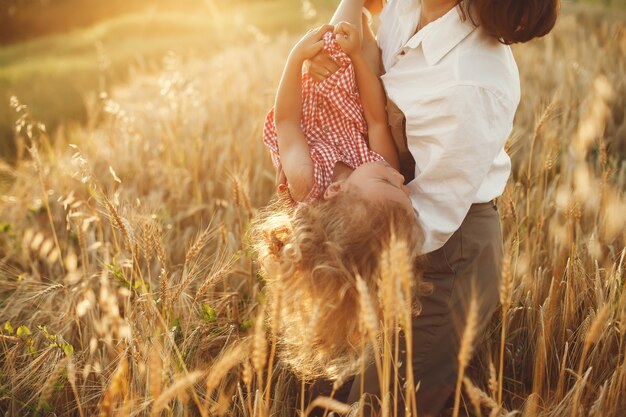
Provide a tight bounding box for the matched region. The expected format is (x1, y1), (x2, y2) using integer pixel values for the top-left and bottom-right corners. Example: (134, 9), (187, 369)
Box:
(323, 125), (330, 132)
(334, 140), (340, 146)
(317, 103), (323, 110)
(399, 50), (406, 56)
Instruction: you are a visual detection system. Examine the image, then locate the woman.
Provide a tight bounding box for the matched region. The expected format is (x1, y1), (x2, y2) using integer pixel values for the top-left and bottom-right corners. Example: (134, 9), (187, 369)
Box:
(308, 0), (559, 415)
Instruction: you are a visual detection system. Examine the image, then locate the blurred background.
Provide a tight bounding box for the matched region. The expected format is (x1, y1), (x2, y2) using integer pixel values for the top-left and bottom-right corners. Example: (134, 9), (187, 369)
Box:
(0, 0), (340, 161)
(0, 0), (624, 162)
(0, 2), (625, 416)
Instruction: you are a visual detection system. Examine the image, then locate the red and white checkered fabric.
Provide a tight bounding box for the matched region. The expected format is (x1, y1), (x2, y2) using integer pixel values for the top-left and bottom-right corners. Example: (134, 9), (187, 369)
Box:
(263, 31), (384, 203)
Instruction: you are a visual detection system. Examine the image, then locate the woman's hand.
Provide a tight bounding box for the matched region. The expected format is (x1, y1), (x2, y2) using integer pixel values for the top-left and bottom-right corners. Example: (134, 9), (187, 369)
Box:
(334, 21), (361, 57)
(289, 24), (334, 63)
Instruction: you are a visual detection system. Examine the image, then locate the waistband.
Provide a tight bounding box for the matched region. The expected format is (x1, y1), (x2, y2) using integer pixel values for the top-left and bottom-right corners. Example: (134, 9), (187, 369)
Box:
(469, 198), (498, 211)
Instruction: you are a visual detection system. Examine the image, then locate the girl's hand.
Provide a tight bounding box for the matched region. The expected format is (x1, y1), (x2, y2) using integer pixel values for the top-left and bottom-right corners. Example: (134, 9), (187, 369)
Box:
(306, 51), (340, 82)
(334, 21), (361, 57)
(290, 24), (334, 62)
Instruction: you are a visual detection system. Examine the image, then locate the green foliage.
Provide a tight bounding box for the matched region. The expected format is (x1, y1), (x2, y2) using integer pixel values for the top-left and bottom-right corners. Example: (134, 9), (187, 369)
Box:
(16, 325), (31, 338)
(0, 222), (12, 233)
(201, 304), (218, 323)
(107, 261), (123, 279)
(3, 321), (13, 335)
(34, 401), (53, 417)
(37, 325), (74, 357)
(239, 318), (253, 332)
(170, 317), (183, 343)
(62, 343), (74, 357)
(16, 325), (35, 354)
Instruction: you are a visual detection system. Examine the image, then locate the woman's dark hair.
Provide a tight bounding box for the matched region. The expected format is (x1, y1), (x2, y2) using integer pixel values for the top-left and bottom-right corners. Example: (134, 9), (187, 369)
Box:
(461, 0), (560, 44)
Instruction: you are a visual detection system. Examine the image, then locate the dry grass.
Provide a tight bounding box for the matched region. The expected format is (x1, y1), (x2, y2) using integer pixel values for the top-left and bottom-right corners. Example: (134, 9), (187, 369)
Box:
(0, 7), (625, 417)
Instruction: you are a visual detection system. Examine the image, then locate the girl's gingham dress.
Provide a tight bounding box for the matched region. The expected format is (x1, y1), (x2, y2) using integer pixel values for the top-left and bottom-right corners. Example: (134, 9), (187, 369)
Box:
(263, 31), (384, 204)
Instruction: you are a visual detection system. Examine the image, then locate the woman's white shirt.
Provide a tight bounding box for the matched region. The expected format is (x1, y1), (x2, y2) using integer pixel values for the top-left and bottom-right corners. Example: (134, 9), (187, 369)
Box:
(377, 0), (521, 255)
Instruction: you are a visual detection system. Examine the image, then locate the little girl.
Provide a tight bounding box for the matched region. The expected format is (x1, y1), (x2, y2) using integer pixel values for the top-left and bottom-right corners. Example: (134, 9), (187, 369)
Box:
(263, 20), (412, 208)
(252, 11), (423, 380)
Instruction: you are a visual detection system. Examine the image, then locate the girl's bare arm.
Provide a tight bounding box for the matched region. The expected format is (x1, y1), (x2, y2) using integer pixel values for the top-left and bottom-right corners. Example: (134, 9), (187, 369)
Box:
(274, 58), (314, 201)
(351, 53), (399, 170)
(274, 25), (333, 201)
(335, 21), (399, 170)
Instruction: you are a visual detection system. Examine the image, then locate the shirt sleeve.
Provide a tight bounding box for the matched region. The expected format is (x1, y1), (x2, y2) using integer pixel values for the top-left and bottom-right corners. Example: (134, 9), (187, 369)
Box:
(404, 83), (516, 254)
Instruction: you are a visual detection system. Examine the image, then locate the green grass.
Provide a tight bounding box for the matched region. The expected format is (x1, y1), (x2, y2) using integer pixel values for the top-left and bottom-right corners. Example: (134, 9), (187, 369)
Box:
(575, 0), (626, 7)
(1, 0), (623, 160)
(0, 0), (337, 160)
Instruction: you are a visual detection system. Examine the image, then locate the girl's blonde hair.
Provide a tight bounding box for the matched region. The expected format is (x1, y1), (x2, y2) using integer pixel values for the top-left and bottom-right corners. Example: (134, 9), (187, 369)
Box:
(250, 191), (425, 379)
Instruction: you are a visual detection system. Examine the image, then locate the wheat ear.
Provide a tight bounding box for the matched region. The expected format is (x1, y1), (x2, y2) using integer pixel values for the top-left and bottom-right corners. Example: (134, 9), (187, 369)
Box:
(452, 295), (478, 417)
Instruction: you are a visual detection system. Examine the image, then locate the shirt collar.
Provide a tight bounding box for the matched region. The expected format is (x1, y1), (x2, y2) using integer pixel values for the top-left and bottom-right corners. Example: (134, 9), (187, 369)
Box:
(404, 2), (477, 66)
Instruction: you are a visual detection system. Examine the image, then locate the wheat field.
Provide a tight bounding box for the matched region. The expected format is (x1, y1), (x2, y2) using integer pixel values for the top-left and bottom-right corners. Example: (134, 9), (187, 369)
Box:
(0, 5), (625, 417)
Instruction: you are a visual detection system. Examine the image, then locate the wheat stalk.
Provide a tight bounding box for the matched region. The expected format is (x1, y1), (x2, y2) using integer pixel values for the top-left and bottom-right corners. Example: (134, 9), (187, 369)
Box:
(498, 250), (513, 405)
(151, 370), (204, 416)
(453, 294), (478, 417)
(253, 307), (268, 386)
(149, 337), (163, 401)
(576, 304), (611, 377)
(355, 274), (382, 381)
(304, 396), (351, 416)
(205, 342), (249, 397)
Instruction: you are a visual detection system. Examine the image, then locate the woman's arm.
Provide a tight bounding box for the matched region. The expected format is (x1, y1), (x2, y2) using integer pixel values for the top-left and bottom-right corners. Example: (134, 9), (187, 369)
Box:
(307, 0), (368, 81)
(335, 22), (399, 170)
(308, 1), (385, 79)
(329, 0), (365, 27)
(336, 4), (383, 76)
(275, 25), (333, 201)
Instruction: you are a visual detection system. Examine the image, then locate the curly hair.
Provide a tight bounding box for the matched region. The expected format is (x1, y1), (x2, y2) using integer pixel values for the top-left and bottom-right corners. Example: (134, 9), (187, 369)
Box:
(250, 191), (425, 379)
